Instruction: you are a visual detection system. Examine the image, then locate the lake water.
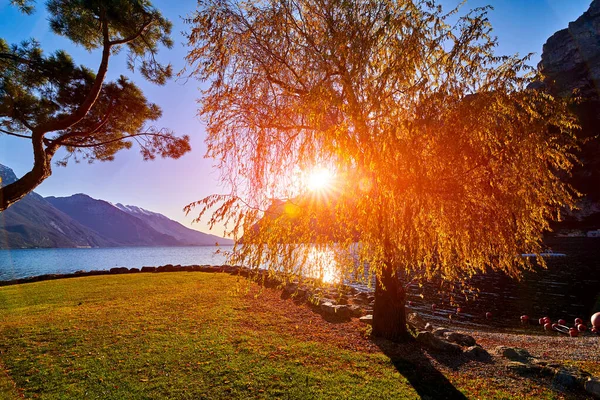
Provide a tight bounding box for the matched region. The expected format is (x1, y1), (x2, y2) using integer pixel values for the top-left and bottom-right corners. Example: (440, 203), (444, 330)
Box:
(0, 246), (232, 281)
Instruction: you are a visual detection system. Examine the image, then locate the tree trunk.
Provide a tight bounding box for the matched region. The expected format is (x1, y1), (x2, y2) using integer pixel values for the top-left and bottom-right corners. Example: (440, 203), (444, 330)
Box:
(372, 264), (409, 342)
(0, 134), (54, 211)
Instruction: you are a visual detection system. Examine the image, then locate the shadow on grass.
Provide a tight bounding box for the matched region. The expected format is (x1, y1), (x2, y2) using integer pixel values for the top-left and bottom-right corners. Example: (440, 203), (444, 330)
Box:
(374, 338), (469, 400)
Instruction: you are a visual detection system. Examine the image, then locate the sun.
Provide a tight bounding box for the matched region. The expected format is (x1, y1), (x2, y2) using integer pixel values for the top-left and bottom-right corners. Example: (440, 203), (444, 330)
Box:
(306, 168), (334, 192)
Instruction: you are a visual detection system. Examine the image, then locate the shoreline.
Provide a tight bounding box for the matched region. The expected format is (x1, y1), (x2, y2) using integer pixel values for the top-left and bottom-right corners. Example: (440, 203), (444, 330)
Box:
(2, 264), (598, 338)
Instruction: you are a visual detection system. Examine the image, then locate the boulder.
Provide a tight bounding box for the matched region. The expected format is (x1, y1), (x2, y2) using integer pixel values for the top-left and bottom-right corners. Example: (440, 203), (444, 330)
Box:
(553, 369), (579, 390)
(443, 332), (476, 347)
(110, 267), (129, 274)
(348, 304), (364, 317)
(359, 315), (373, 325)
(494, 346), (533, 362)
(356, 291), (370, 300)
(585, 377), (600, 398)
(282, 284), (298, 298)
(530, 360), (556, 378)
(141, 266), (156, 273)
(157, 265), (179, 272)
(506, 362), (541, 376)
(416, 331), (462, 354)
(222, 265), (239, 274)
(407, 312), (427, 330)
(319, 302), (352, 319)
(464, 345), (490, 361)
(129, 268), (140, 273)
(432, 327), (451, 337)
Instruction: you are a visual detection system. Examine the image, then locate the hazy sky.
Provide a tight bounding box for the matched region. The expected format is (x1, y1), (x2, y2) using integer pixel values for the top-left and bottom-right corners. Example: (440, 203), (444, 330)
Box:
(0, 0), (593, 236)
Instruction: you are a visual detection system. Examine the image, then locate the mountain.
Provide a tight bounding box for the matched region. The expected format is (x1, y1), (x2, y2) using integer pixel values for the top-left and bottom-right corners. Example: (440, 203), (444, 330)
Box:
(0, 166), (116, 249)
(538, 0), (600, 230)
(45, 194), (185, 247)
(1, 163), (231, 248)
(539, 0), (600, 99)
(115, 203), (232, 246)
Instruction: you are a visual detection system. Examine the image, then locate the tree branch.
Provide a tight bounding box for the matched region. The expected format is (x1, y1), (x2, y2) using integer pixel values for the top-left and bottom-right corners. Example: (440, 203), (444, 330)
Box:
(48, 131), (171, 148)
(46, 99), (116, 146)
(0, 128), (31, 139)
(109, 19), (153, 45)
(0, 52), (33, 65)
(38, 13), (112, 133)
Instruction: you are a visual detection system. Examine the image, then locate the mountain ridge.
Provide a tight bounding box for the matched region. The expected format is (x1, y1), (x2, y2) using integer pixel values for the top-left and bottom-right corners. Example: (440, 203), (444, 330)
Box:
(0, 164), (231, 249)
(114, 203), (230, 246)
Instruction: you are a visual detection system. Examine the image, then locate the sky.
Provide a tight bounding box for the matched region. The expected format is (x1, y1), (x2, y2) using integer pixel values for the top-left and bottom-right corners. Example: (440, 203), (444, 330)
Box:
(0, 0), (593, 237)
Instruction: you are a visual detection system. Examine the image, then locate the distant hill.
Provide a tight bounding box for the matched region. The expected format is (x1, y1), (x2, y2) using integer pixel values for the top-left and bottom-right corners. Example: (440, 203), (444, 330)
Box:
(46, 194), (185, 247)
(0, 166), (115, 249)
(115, 203), (232, 246)
(0, 164), (231, 249)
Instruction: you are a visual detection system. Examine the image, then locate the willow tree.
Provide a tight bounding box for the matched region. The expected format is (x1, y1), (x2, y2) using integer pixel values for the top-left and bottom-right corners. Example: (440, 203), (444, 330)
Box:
(185, 0), (578, 341)
(0, 0), (191, 211)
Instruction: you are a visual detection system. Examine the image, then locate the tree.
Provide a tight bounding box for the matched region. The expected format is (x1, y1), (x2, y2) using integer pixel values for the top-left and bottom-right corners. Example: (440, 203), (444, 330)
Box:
(0, 0), (191, 211)
(184, 0), (579, 341)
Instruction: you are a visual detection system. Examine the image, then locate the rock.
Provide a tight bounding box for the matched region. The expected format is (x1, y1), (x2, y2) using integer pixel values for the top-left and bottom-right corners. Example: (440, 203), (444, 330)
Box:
(141, 266), (156, 273)
(432, 327), (451, 337)
(282, 284), (298, 297)
(348, 304), (363, 317)
(157, 265), (178, 272)
(129, 268), (140, 273)
(319, 302), (352, 319)
(464, 345), (490, 361)
(494, 346), (533, 362)
(294, 288), (308, 300)
(535, 0), (600, 220)
(539, 0), (600, 99)
(506, 362), (541, 376)
(553, 369), (579, 389)
(359, 315), (373, 325)
(416, 331), (462, 354)
(443, 332), (476, 347)
(407, 313), (427, 330)
(222, 265), (238, 274)
(585, 377), (600, 398)
(316, 297), (337, 306)
(109, 267), (129, 274)
(531, 359), (547, 367)
(530, 360), (557, 377)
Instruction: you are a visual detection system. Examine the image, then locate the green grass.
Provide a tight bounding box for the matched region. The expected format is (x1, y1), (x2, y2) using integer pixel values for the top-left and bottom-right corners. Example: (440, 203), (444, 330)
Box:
(0, 273), (566, 399)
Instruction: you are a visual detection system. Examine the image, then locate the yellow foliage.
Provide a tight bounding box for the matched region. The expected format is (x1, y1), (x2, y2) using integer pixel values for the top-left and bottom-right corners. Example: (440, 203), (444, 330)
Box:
(184, 0), (579, 291)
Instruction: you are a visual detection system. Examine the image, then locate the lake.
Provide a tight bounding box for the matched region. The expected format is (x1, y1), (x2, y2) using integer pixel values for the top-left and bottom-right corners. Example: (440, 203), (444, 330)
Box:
(0, 246), (232, 281)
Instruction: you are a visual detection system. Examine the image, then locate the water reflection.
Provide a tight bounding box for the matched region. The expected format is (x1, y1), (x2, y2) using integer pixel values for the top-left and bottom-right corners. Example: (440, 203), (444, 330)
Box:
(304, 246), (340, 284)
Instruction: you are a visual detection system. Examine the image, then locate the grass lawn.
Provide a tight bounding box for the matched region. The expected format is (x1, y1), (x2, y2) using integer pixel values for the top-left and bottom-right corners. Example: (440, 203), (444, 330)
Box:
(0, 272), (580, 399)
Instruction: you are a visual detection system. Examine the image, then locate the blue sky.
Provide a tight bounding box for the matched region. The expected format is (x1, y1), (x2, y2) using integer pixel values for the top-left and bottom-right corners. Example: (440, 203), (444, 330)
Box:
(0, 0), (593, 236)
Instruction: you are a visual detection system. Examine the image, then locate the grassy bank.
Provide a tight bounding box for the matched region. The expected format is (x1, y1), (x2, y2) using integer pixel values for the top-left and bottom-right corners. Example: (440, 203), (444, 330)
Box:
(0, 272), (585, 399)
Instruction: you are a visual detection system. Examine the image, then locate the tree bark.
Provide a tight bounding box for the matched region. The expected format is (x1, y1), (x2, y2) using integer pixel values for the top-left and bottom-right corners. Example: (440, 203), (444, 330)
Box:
(372, 264), (409, 342)
(0, 133), (55, 211)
